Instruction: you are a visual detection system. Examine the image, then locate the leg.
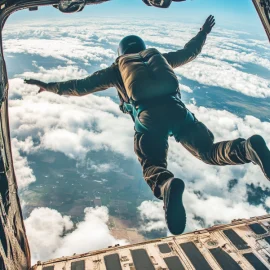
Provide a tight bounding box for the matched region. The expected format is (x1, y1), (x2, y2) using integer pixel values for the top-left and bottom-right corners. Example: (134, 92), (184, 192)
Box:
(134, 131), (186, 235)
(134, 131), (173, 199)
(136, 104), (187, 235)
(177, 120), (270, 180)
(175, 118), (250, 166)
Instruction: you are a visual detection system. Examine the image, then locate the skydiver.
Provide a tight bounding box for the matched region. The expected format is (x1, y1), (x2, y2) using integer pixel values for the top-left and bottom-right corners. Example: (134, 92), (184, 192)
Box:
(25, 15), (270, 235)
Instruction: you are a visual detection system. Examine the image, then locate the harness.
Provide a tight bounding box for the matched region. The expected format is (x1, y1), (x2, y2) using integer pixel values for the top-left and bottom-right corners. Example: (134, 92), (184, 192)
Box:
(122, 93), (195, 135)
(123, 101), (149, 134)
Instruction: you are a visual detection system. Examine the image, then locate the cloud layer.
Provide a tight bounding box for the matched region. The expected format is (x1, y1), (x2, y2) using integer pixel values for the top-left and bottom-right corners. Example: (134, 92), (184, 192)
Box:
(4, 18), (270, 98)
(11, 71), (270, 239)
(176, 57), (270, 98)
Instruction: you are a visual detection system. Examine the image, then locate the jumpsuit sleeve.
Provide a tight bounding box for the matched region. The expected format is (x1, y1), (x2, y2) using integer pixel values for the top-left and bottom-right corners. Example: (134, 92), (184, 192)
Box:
(46, 65), (117, 96)
(163, 31), (207, 69)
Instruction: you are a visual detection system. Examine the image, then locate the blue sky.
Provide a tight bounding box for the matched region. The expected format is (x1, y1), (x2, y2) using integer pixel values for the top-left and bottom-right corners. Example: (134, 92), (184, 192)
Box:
(7, 0), (266, 35)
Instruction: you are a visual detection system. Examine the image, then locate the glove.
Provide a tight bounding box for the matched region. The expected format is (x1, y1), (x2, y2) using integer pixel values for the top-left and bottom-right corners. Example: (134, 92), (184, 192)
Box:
(201, 15), (215, 34)
(24, 79), (48, 93)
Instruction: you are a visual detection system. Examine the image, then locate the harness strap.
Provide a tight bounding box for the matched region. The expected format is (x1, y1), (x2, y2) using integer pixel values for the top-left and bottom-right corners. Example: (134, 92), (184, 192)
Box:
(124, 93), (195, 135)
(123, 102), (149, 133)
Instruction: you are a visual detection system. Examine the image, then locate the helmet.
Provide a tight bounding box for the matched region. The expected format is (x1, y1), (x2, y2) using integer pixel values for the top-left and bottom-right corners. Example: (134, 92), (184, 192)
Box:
(118, 35), (146, 56)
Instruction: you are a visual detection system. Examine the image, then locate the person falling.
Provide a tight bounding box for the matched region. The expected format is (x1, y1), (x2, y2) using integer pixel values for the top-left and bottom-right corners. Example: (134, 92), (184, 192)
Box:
(25, 16), (270, 235)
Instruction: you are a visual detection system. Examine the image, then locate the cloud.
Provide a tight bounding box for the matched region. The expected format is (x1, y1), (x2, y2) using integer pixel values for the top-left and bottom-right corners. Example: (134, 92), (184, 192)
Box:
(9, 77), (134, 161)
(25, 206), (128, 264)
(179, 83), (193, 93)
(184, 191), (266, 231)
(186, 104), (270, 143)
(265, 198), (270, 208)
(22, 65), (89, 83)
(11, 138), (36, 189)
(25, 207), (73, 263)
(138, 193), (266, 235)
(175, 57), (270, 98)
(137, 201), (167, 233)
(87, 162), (115, 173)
(100, 63), (109, 69)
(4, 38), (115, 64)
(203, 39), (270, 70)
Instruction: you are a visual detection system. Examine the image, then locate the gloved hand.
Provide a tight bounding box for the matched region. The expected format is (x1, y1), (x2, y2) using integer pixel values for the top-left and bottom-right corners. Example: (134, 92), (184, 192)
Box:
(24, 79), (48, 93)
(201, 15), (215, 34)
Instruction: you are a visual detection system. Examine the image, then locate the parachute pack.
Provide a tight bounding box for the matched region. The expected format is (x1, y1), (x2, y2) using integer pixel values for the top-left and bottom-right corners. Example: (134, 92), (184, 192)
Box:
(117, 48), (179, 102)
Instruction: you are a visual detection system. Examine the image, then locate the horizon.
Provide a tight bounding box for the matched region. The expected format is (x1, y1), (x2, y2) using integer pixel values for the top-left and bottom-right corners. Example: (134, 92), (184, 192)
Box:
(6, 0), (267, 38)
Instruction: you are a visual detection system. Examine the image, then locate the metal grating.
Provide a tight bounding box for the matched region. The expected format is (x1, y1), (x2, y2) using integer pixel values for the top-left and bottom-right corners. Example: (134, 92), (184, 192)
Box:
(164, 256), (185, 270)
(180, 242), (212, 270)
(243, 253), (268, 270)
(71, 260), (85, 270)
(158, 243), (171, 253)
(223, 229), (250, 250)
(249, 223), (267, 235)
(130, 249), (155, 270)
(209, 248), (242, 270)
(104, 253), (122, 270)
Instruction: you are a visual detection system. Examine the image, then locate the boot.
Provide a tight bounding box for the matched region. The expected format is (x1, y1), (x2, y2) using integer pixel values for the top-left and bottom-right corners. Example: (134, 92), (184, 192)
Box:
(245, 135), (270, 181)
(160, 178), (186, 235)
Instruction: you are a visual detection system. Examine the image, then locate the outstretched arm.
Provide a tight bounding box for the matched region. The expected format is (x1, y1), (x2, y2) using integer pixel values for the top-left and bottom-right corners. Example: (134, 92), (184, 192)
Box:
(25, 65), (117, 96)
(163, 15), (215, 69)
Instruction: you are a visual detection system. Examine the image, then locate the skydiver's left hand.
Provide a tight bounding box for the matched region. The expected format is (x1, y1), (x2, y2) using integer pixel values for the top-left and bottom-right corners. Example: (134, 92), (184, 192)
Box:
(24, 79), (48, 93)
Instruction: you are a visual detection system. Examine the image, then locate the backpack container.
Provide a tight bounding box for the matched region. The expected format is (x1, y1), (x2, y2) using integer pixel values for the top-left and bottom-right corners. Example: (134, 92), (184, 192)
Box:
(117, 48), (179, 102)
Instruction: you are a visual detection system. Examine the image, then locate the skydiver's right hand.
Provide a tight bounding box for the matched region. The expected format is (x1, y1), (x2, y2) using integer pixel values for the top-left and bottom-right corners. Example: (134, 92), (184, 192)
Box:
(201, 15), (215, 34)
(24, 79), (48, 93)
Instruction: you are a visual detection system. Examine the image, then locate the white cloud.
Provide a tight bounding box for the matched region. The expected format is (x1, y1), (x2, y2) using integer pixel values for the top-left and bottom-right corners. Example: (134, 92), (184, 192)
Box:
(25, 206), (128, 264)
(4, 38), (115, 64)
(9, 77), (134, 160)
(185, 192), (266, 230)
(203, 39), (270, 70)
(138, 201), (167, 233)
(25, 207), (73, 263)
(265, 197), (270, 208)
(176, 57), (270, 98)
(179, 83), (193, 93)
(88, 162), (115, 173)
(11, 138), (36, 188)
(100, 63), (109, 69)
(22, 65), (89, 83)
(138, 193), (266, 235)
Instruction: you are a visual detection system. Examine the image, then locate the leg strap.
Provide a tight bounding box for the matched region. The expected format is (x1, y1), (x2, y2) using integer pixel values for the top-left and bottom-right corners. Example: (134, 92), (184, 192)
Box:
(124, 94), (195, 134)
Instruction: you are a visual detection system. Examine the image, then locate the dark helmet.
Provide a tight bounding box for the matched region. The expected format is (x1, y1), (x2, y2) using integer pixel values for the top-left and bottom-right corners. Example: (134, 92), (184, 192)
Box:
(118, 35), (146, 56)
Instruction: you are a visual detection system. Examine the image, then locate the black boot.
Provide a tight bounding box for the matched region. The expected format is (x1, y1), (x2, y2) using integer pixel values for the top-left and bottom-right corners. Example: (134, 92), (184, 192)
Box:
(160, 178), (186, 235)
(245, 135), (270, 181)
